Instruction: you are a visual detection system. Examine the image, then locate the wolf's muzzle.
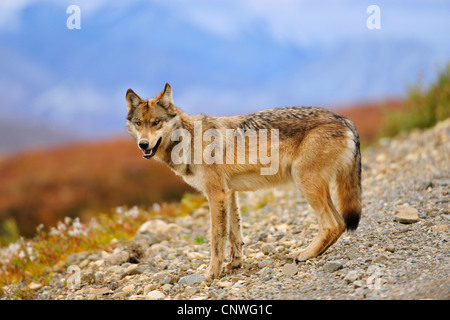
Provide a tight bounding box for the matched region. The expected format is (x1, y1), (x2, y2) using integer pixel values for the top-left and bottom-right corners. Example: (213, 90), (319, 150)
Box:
(141, 137), (162, 159)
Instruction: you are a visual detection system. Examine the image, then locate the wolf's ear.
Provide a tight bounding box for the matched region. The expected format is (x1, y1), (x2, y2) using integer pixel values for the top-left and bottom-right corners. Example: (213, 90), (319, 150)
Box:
(126, 89), (143, 114)
(156, 83), (173, 109)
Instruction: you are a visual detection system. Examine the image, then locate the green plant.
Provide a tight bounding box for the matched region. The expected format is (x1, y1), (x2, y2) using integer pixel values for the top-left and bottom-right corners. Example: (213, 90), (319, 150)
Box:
(379, 64), (450, 138)
(194, 235), (204, 244)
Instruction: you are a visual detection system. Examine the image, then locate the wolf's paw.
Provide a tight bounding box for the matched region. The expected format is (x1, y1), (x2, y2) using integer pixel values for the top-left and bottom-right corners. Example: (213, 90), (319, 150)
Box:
(204, 265), (223, 279)
(226, 257), (242, 271)
(290, 249), (314, 263)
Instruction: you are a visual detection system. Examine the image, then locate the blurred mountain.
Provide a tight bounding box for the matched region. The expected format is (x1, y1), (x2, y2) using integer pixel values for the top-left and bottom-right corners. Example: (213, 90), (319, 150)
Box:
(0, 117), (82, 154)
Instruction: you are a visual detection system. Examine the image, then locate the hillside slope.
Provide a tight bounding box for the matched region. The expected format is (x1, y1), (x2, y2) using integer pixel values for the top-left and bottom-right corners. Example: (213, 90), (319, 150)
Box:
(0, 138), (194, 238)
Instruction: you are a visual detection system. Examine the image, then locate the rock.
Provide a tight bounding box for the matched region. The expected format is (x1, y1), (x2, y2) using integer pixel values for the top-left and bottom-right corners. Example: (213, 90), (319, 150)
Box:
(324, 261), (343, 273)
(385, 245), (395, 253)
(282, 263), (298, 277)
(138, 219), (168, 234)
(93, 259), (105, 268)
(261, 243), (275, 255)
(134, 233), (165, 246)
(256, 231), (268, 241)
(159, 276), (176, 285)
(257, 260), (273, 268)
(343, 271), (359, 283)
(90, 287), (109, 295)
(183, 286), (198, 297)
(122, 284), (135, 293)
(217, 281), (233, 288)
(374, 254), (389, 264)
(79, 259), (90, 269)
(146, 290), (166, 300)
(143, 283), (160, 295)
(178, 274), (207, 286)
(395, 205), (419, 224)
(431, 225), (448, 232)
(346, 248), (360, 260)
(120, 264), (144, 279)
(106, 250), (129, 265)
(257, 267), (273, 276)
(112, 291), (128, 299)
(187, 252), (204, 260)
(138, 219), (181, 240)
(29, 282), (42, 290)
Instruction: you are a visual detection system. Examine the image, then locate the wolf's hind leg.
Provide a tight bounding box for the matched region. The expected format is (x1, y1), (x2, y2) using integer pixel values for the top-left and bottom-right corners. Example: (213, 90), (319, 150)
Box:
(292, 173), (346, 262)
(226, 192), (244, 270)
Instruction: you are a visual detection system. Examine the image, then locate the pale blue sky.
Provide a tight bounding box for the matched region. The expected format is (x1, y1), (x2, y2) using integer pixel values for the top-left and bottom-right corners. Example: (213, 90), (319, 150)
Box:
(0, 0), (449, 137)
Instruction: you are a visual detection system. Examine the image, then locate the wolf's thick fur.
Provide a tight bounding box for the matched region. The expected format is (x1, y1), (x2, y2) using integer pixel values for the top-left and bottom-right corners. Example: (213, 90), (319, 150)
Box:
(126, 83), (362, 278)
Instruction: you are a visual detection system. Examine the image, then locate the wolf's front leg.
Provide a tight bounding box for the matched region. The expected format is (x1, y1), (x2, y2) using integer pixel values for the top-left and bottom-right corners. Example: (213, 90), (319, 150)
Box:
(204, 188), (230, 279)
(227, 191), (244, 270)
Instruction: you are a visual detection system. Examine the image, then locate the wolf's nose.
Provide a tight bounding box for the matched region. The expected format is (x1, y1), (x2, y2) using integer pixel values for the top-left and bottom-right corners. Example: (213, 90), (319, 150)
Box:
(139, 141), (149, 150)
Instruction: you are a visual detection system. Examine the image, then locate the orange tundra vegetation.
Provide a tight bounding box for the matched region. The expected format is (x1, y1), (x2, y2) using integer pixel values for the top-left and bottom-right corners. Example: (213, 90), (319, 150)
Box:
(336, 99), (403, 144)
(0, 138), (194, 238)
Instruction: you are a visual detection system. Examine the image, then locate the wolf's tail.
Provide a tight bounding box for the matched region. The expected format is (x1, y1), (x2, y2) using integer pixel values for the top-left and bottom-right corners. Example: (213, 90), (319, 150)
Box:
(336, 126), (362, 231)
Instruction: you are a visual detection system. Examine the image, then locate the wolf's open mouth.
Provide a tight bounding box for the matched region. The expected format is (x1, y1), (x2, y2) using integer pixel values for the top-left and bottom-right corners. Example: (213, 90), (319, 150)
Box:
(143, 137), (162, 159)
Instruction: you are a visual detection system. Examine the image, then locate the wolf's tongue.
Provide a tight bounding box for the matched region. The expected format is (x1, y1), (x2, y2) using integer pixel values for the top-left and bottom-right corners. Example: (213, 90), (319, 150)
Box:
(143, 149), (153, 159)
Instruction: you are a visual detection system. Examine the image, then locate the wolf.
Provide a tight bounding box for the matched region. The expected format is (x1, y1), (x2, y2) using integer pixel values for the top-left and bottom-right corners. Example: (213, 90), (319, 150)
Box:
(125, 83), (362, 279)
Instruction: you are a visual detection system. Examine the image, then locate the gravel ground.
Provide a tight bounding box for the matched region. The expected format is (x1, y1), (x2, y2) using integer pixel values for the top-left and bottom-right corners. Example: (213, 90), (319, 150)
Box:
(35, 119), (449, 300)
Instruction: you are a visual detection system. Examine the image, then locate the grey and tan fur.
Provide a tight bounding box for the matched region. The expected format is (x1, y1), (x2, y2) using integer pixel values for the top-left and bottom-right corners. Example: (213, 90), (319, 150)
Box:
(125, 83), (362, 279)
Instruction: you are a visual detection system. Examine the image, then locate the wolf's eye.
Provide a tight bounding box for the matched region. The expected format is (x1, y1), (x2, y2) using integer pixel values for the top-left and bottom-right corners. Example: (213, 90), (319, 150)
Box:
(152, 119), (160, 126)
(135, 121), (142, 126)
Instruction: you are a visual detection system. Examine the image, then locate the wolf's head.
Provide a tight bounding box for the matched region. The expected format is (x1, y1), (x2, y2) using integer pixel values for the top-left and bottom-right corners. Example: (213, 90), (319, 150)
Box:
(125, 83), (178, 159)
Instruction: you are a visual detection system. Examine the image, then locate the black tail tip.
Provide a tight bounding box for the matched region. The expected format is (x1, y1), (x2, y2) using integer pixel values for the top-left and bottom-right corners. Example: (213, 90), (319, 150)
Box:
(344, 212), (360, 231)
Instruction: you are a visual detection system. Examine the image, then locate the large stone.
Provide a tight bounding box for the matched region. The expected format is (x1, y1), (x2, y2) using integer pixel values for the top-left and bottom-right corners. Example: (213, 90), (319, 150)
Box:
(395, 206), (419, 224)
(146, 290), (166, 300)
(324, 261), (343, 273)
(431, 225), (448, 232)
(120, 264), (144, 279)
(343, 270), (359, 283)
(282, 263), (298, 277)
(105, 249), (129, 265)
(178, 274), (207, 286)
(137, 219), (182, 240)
